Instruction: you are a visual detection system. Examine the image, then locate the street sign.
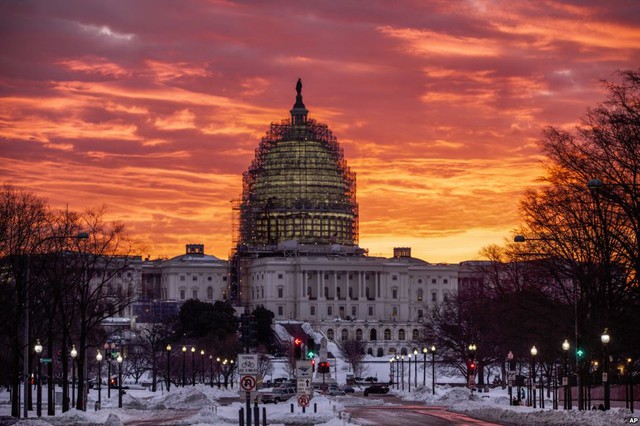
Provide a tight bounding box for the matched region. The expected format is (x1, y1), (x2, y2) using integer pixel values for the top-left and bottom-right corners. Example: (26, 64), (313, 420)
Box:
(297, 378), (312, 395)
(40, 358), (52, 364)
(297, 394), (310, 407)
(296, 360), (312, 378)
(238, 354), (258, 375)
(240, 375), (257, 391)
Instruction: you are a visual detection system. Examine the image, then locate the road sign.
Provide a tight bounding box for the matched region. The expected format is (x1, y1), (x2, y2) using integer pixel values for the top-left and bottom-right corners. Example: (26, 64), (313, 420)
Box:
(297, 378), (312, 395)
(240, 375), (257, 391)
(40, 358), (52, 364)
(296, 360), (312, 378)
(297, 394), (310, 407)
(238, 354), (258, 375)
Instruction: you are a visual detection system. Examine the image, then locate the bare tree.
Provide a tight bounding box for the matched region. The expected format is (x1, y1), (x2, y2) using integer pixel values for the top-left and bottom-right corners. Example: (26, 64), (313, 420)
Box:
(336, 338), (367, 377)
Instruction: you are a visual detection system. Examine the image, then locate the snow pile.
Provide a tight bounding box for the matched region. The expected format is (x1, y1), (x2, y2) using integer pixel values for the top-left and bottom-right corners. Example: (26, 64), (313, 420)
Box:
(150, 387), (215, 409)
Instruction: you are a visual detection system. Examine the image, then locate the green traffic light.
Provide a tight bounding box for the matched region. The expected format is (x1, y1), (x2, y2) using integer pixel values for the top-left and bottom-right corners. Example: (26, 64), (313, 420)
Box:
(307, 351), (315, 359)
(576, 348), (585, 358)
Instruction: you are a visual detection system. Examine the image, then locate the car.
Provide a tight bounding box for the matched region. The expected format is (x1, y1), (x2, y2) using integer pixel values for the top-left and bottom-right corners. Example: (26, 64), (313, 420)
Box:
(328, 388), (345, 396)
(259, 387), (295, 404)
(341, 385), (355, 393)
(363, 384), (389, 397)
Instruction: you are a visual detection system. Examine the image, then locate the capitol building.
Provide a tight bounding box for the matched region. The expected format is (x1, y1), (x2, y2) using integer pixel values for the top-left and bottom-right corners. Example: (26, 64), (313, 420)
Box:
(136, 81), (476, 357)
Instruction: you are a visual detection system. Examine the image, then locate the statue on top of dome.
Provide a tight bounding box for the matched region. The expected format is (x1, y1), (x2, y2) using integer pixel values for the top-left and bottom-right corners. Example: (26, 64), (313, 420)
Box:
(296, 78), (302, 96)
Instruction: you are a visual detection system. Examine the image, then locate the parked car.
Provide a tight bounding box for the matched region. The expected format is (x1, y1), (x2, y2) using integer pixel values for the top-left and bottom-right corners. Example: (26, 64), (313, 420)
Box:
(260, 387), (295, 403)
(363, 384), (389, 396)
(328, 388), (345, 396)
(341, 385), (355, 393)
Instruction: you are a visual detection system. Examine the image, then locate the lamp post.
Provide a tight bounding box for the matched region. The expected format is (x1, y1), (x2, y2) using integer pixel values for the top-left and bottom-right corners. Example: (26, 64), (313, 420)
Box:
(34, 340), (42, 417)
(104, 343), (111, 399)
(96, 350), (102, 409)
(413, 349), (418, 388)
(530, 346), (538, 408)
(166, 345), (171, 392)
(216, 357), (221, 388)
(562, 339), (571, 410)
(389, 358), (394, 387)
(181, 346), (186, 387)
(200, 350), (205, 384)
(400, 355), (405, 391)
(431, 345), (436, 395)
(223, 359), (228, 389)
(209, 355), (213, 387)
(408, 353), (412, 392)
(116, 355), (123, 409)
(70, 345), (77, 408)
(395, 355), (400, 389)
(507, 351), (514, 405)
(601, 329), (610, 410)
(191, 347), (196, 386)
(468, 343), (477, 390)
(230, 359), (234, 388)
(422, 347), (427, 387)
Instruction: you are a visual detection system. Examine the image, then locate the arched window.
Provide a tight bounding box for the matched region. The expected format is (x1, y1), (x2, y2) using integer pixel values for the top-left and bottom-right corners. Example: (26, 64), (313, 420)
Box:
(389, 348), (396, 355)
(412, 329), (420, 340)
(401, 348), (407, 355)
(377, 348), (384, 357)
(398, 329), (406, 340)
(370, 329), (377, 340)
(384, 329), (391, 340)
(356, 329), (363, 341)
(207, 286), (213, 300)
(417, 289), (423, 301)
(367, 348), (373, 355)
(341, 329), (349, 341)
(327, 329), (334, 340)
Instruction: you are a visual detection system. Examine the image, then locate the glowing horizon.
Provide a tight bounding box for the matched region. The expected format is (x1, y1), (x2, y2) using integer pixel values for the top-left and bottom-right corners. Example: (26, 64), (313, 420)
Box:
(2, 1), (639, 263)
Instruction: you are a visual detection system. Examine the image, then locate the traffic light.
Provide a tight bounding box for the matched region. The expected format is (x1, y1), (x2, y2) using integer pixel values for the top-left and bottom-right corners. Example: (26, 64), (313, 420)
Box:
(311, 359), (315, 373)
(307, 337), (316, 359)
(318, 361), (330, 374)
(467, 360), (476, 375)
(576, 348), (585, 359)
(294, 337), (302, 359)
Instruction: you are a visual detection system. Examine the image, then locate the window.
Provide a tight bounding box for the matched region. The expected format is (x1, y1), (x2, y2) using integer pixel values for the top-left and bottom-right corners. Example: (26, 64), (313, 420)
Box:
(384, 329), (391, 340)
(348, 287), (353, 298)
(310, 306), (316, 316)
(278, 273), (283, 279)
(278, 287), (284, 298)
(324, 274), (329, 280)
(417, 289), (423, 302)
(207, 286), (213, 300)
(307, 286), (312, 297)
(412, 329), (420, 340)
(223, 276), (227, 281)
(208, 276), (212, 281)
(192, 289), (197, 299)
(392, 288), (398, 299)
(418, 309), (424, 318)
(324, 287), (329, 298)
(193, 276), (197, 281)
(377, 348), (384, 357)
(336, 287), (341, 299)
(327, 329), (334, 340)
(370, 329), (377, 340)
(180, 289), (186, 300)
(327, 306), (332, 316)
(392, 306), (398, 316)
(444, 279), (448, 284)
(418, 278), (422, 284)
(444, 293), (449, 302)
(351, 306), (357, 316)
(341, 329), (348, 340)
(392, 275), (397, 281)
(180, 275), (186, 281)
(349, 274), (353, 280)
(356, 329), (363, 340)
(432, 292), (437, 302)
(432, 279), (436, 284)
(278, 306), (283, 316)
(398, 329), (406, 340)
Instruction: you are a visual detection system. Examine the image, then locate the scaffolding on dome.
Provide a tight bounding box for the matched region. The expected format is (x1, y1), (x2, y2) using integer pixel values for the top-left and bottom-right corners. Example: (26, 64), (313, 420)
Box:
(237, 117), (359, 250)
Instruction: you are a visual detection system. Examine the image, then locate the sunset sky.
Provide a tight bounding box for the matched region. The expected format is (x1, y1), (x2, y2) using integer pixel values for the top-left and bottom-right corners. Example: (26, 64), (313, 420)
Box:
(2, 1), (640, 262)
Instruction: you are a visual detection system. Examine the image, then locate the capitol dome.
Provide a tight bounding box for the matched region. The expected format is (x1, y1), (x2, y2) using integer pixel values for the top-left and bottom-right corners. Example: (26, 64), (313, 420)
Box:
(237, 79), (358, 247)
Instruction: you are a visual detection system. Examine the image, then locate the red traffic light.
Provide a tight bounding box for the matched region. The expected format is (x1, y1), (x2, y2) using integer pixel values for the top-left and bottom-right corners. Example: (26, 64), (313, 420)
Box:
(294, 338), (302, 346)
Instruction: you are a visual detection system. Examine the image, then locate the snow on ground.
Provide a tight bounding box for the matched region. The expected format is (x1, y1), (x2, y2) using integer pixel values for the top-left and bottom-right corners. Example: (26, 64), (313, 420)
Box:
(1, 352), (638, 425)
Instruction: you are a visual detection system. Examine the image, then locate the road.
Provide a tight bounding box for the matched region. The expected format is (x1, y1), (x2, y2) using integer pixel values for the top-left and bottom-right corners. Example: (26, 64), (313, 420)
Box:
(343, 395), (507, 426)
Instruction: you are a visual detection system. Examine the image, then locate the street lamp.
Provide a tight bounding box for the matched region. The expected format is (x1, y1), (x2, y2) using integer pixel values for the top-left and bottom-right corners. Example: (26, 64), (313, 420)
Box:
(116, 354), (123, 408)
(601, 329), (611, 410)
(431, 345), (436, 395)
(166, 345), (171, 392)
(389, 358), (394, 387)
(530, 345), (538, 408)
(216, 357), (221, 388)
(223, 359), (228, 389)
(181, 346), (187, 387)
(200, 350), (205, 384)
(191, 347), (196, 386)
(408, 353), (412, 392)
(400, 355), (405, 391)
(562, 339), (571, 410)
(422, 347), (427, 387)
(230, 359), (234, 388)
(413, 349), (418, 388)
(96, 350), (103, 409)
(34, 340), (42, 417)
(468, 343), (477, 390)
(209, 355), (214, 387)
(507, 351), (514, 405)
(70, 345), (77, 408)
